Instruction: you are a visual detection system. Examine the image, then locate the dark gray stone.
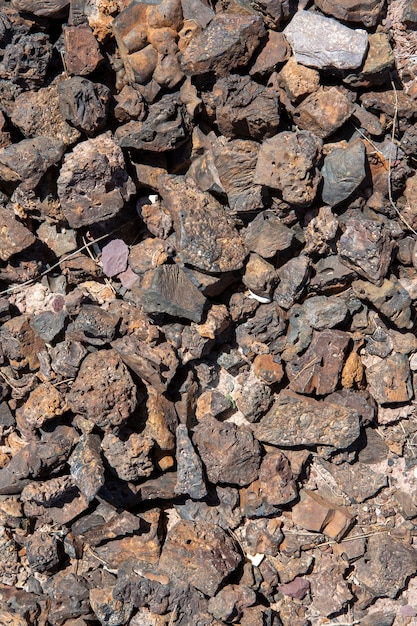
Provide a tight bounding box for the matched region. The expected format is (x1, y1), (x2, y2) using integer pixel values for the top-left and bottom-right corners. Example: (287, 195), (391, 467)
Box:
(175, 424), (207, 500)
(321, 140), (367, 206)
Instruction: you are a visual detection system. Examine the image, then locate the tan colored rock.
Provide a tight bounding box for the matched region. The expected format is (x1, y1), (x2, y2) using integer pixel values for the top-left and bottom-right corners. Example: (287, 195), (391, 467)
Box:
(16, 382), (66, 435)
(292, 489), (354, 540)
(63, 24), (103, 76)
(253, 353), (285, 385)
(293, 86), (355, 138)
(250, 31), (290, 76)
(277, 58), (320, 104)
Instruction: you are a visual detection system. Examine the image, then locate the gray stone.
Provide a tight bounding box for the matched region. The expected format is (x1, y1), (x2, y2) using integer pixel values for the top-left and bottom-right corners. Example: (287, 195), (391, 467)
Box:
(366, 352), (413, 406)
(274, 255), (311, 309)
(352, 278), (413, 330)
(284, 10), (368, 70)
(314, 0), (385, 27)
(321, 140), (367, 206)
(0, 136), (65, 191)
(303, 295), (349, 330)
(58, 77), (110, 137)
(69, 434), (105, 502)
(244, 210), (295, 259)
(175, 424), (207, 500)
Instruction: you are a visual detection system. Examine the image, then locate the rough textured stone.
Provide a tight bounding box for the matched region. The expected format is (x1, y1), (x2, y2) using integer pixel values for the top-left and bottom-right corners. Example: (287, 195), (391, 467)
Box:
(175, 424), (207, 500)
(58, 77), (110, 137)
(0, 136), (65, 191)
(343, 32), (395, 88)
(309, 552), (352, 616)
(303, 296), (349, 331)
(244, 210), (294, 259)
(314, 0), (385, 26)
(63, 23), (104, 76)
(250, 31), (290, 76)
(274, 255), (311, 310)
(89, 587), (133, 626)
(259, 450), (298, 506)
(11, 0), (69, 17)
(292, 489), (354, 541)
(0, 207), (35, 261)
(69, 434), (105, 501)
(208, 585), (257, 622)
(318, 459), (387, 503)
(16, 381), (66, 436)
(322, 140), (367, 206)
(293, 87), (355, 139)
(367, 352), (413, 406)
(352, 278), (413, 330)
(284, 10), (368, 70)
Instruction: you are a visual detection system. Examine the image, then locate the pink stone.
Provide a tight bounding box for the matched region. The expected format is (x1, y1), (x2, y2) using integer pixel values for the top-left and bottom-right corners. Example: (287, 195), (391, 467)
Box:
(101, 239), (129, 277)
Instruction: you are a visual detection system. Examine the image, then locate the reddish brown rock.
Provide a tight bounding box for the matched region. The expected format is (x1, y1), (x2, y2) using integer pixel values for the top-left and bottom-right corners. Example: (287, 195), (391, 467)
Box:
(253, 353), (284, 385)
(309, 552), (352, 616)
(128, 238), (168, 275)
(0, 207), (35, 262)
(16, 382), (66, 436)
(242, 253), (277, 299)
(292, 489), (354, 540)
(259, 450), (298, 506)
(277, 58), (320, 105)
(63, 24), (103, 76)
(101, 430), (154, 482)
(293, 87), (355, 139)
(366, 352), (413, 406)
(250, 31), (290, 77)
(352, 278), (413, 330)
(314, 0), (384, 26)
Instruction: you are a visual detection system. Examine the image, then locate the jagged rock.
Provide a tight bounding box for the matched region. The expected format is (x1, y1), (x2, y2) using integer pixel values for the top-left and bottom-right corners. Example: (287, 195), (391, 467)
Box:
(293, 87), (355, 139)
(242, 253), (277, 299)
(317, 459), (387, 503)
(250, 31), (290, 76)
(234, 373), (273, 422)
(58, 77), (110, 137)
(0, 136), (65, 191)
(303, 295), (349, 331)
(0, 207), (35, 261)
(175, 424), (207, 500)
(50, 340), (87, 378)
(254, 130), (322, 206)
(181, 14), (265, 77)
(101, 239), (129, 277)
(21, 530), (61, 573)
(21, 475), (89, 525)
(292, 489), (354, 541)
(253, 353), (285, 385)
(69, 434), (105, 501)
(259, 450), (298, 506)
(276, 58), (320, 105)
(314, 0), (385, 27)
(321, 140), (367, 206)
(343, 32), (395, 88)
(274, 255), (311, 310)
(244, 210), (295, 259)
(66, 304), (119, 346)
(114, 85), (146, 123)
(235, 302), (286, 357)
(90, 587), (133, 626)
(16, 381), (66, 436)
(284, 10), (368, 70)
(352, 278), (413, 330)
(366, 352), (413, 406)
(63, 23), (104, 76)
(0, 33), (52, 87)
(208, 585), (257, 622)
(11, 0), (69, 17)
(309, 552), (352, 616)
(57, 132), (135, 228)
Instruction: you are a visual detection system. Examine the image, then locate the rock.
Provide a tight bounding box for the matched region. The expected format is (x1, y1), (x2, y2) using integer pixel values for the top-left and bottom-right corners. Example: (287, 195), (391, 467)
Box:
(101, 239), (129, 277)
(66, 349), (137, 430)
(234, 374), (272, 422)
(0, 315), (46, 372)
(274, 255), (311, 310)
(235, 302), (286, 358)
(196, 389), (232, 420)
(159, 520), (242, 596)
(292, 489), (354, 541)
(69, 434), (105, 501)
(259, 450), (298, 506)
(63, 23), (104, 76)
(213, 74), (280, 141)
(159, 175), (246, 272)
(254, 392), (360, 450)
(0, 207), (35, 261)
(243, 253), (277, 299)
(244, 210), (295, 259)
(303, 295), (349, 331)
(175, 424), (207, 499)
(354, 535), (417, 598)
(0, 33), (52, 88)
(276, 58), (320, 105)
(11, 0), (69, 17)
(0, 526), (19, 586)
(286, 329), (350, 396)
(208, 585), (257, 622)
(352, 278), (413, 330)
(181, 14), (265, 77)
(321, 140), (367, 206)
(0, 136), (65, 191)
(89, 587), (133, 626)
(314, 0), (385, 27)
(253, 353), (285, 385)
(193, 417), (262, 486)
(366, 352), (413, 406)
(16, 381), (66, 436)
(50, 340), (87, 378)
(114, 85), (146, 123)
(304, 206), (339, 256)
(309, 552), (352, 616)
(250, 31), (290, 77)
(343, 32), (395, 88)
(338, 218), (394, 285)
(21, 530), (61, 573)
(21, 476), (89, 525)
(45, 573), (90, 624)
(254, 130), (322, 207)
(58, 77), (110, 137)
(284, 10), (368, 70)
(278, 578), (310, 600)
(293, 87), (355, 139)
(360, 89), (417, 121)
(66, 304), (119, 346)
(317, 459), (387, 503)
(57, 133), (135, 228)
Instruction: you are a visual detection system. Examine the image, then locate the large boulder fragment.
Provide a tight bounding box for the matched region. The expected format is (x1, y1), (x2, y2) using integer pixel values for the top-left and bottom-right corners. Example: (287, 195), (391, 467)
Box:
(254, 130), (322, 207)
(284, 10), (368, 70)
(0, 136), (65, 191)
(321, 140), (367, 206)
(57, 132), (135, 228)
(314, 0), (385, 27)
(0, 206), (35, 261)
(181, 14), (265, 77)
(159, 520), (242, 596)
(159, 176), (246, 272)
(253, 392), (360, 450)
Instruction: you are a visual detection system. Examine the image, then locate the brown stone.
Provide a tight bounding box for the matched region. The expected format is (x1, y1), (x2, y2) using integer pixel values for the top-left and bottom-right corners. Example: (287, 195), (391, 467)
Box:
(244, 210), (295, 259)
(343, 32), (395, 87)
(69, 434), (105, 502)
(253, 353), (284, 385)
(242, 253), (277, 299)
(63, 24), (103, 76)
(352, 278), (413, 330)
(309, 552), (352, 616)
(0, 207), (36, 262)
(259, 450), (298, 506)
(366, 352), (413, 406)
(101, 430), (154, 482)
(129, 239), (168, 275)
(314, 0), (385, 26)
(16, 382), (66, 435)
(293, 87), (355, 139)
(250, 31), (290, 76)
(292, 489), (354, 540)
(277, 58), (320, 105)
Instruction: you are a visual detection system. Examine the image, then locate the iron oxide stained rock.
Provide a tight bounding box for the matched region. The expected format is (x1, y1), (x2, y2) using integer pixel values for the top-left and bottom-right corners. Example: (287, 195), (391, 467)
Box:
(274, 255), (311, 310)
(284, 10), (368, 71)
(159, 176), (246, 272)
(317, 459), (387, 503)
(302, 295), (349, 330)
(11, 0), (69, 17)
(254, 130), (322, 207)
(66, 304), (119, 346)
(354, 535), (417, 599)
(287, 329), (350, 396)
(0, 206), (35, 261)
(366, 352), (413, 406)
(90, 587), (133, 626)
(58, 77), (110, 137)
(21, 475), (89, 525)
(235, 302), (286, 357)
(253, 353), (284, 385)
(338, 218), (394, 285)
(304, 206), (339, 256)
(63, 23), (104, 76)
(66, 349), (137, 430)
(253, 392), (360, 450)
(213, 74), (280, 141)
(258, 450), (298, 506)
(159, 520), (242, 596)
(293, 87), (355, 139)
(244, 210), (295, 259)
(69, 434), (105, 502)
(181, 13), (265, 77)
(276, 57), (320, 105)
(174, 424), (207, 499)
(0, 33), (52, 87)
(208, 585), (257, 622)
(16, 381), (66, 436)
(192, 417), (262, 486)
(234, 375), (272, 422)
(57, 132), (135, 229)
(314, 0), (384, 26)
(0, 136), (65, 191)
(242, 253), (277, 298)
(101, 430), (154, 481)
(321, 140), (367, 206)
(292, 489), (354, 541)
(22, 530), (61, 573)
(249, 31), (290, 77)
(352, 278), (413, 330)
(114, 85), (146, 123)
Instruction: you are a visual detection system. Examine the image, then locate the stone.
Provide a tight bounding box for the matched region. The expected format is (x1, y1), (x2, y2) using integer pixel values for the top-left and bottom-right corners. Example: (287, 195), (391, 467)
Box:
(309, 552), (352, 616)
(69, 434), (105, 502)
(22, 530), (61, 573)
(317, 459), (387, 503)
(354, 535), (417, 598)
(159, 520), (242, 596)
(242, 253), (277, 299)
(101, 239), (129, 277)
(193, 417), (262, 486)
(66, 349), (137, 430)
(181, 14), (265, 77)
(284, 10), (368, 70)
(58, 77), (110, 137)
(293, 87), (355, 139)
(321, 140), (367, 206)
(276, 58), (320, 105)
(278, 578), (310, 600)
(274, 255), (311, 310)
(213, 74), (280, 141)
(338, 218), (394, 285)
(352, 278), (413, 330)
(254, 392), (360, 450)
(249, 31), (290, 77)
(11, 0), (69, 17)
(101, 429), (154, 482)
(0, 207), (35, 261)
(259, 450), (298, 506)
(196, 390), (232, 420)
(360, 90), (417, 121)
(314, 0), (385, 27)
(159, 175), (246, 272)
(114, 85), (146, 123)
(292, 489), (354, 540)
(0, 136), (65, 191)
(303, 296), (349, 331)
(235, 302), (286, 358)
(45, 573), (90, 624)
(16, 381), (66, 436)
(343, 32), (395, 88)
(89, 587), (133, 626)
(50, 340), (87, 378)
(366, 352), (413, 406)
(63, 23), (104, 76)
(0, 526), (19, 586)
(234, 374), (272, 422)
(304, 206), (339, 256)
(57, 133), (135, 228)
(253, 354), (284, 385)
(254, 131), (322, 207)
(0, 33), (52, 88)
(208, 585), (257, 622)
(21, 476), (89, 525)
(175, 424), (207, 499)
(287, 329), (350, 396)
(244, 210), (295, 259)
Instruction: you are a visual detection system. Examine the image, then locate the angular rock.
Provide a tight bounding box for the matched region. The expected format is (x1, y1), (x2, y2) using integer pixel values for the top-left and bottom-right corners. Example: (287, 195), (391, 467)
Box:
(159, 520), (242, 596)
(0, 136), (65, 191)
(193, 417), (261, 486)
(101, 239), (129, 277)
(16, 381), (66, 436)
(242, 253), (277, 299)
(22, 530), (61, 573)
(66, 349), (137, 430)
(57, 132), (135, 228)
(50, 340), (87, 378)
(367, 352), (413, 406)
(343, 32), (395, 88)
(303, 295), (349, 331)
(101, 430), (154, 482)
(309, 552), (352, 616)
(0, 206), (35, 261)
(244, 210), (295, 259)
(114, 85), (146, 123)
(314, 0), (384, 27)
(208, 585), (257, 622)
(0, 33), (52, 87)
(175, 424), (207, 500)
(321, 140), (367, 206)
(287, 329), (350, 396)
(284, 10), (368, 70)
(21, 476), (89, 525)
(66, 304), (119, 346)
(317, 459), (387, 503)
(352, 278), (413, 330)
(159, 176), (246, 272)
(276, 58), (320, 105)
(253, 353), (285, 385)
(90, 587), (133, 626)
(360, 89), (417, 121)
(63, 23), (104, 76)
(292, 489), (354, 541)
(254, 392), (360, 450)
(181, 14), (265, 77)
(11, 0), (69, 17)
(58, 77), (110, 137)
(234, 374), (272, 422)
(304, 206), (339, 256)
(235, 302), (286, 357)
(274, 255), (311, 310)
(250, 31), (290, 77)
(293, 87), (355, 139)
(254, 130), (322, 207)
(338, 218), (394, 285)
(259, 450), (298, 506)
(69, 434), (105, 501)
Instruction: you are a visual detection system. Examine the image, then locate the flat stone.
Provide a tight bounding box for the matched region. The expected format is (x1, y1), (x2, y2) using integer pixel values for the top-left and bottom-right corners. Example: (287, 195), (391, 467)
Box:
(90, 587), (133, 626)
(284, 10), (368, 71)
(293, 87), (355, 139)
(338, 218), (394, 285)
(255, 130), (322, 206)
(159, 520), (242, 596)
(253, 391), (360, 450)
(274, 255), (311, 309)
(303, 295), (349, 330)
(314, 0), (385, 27)
(352, 278), (413, 330)
(366, 352), (413, 406)
(322, 140), (367, 206)
(175, 424), (207, 500)
(181, 14), (265, 77)
(244, 210), (295, 259)
(0, 206), (35, 261)
(101, 239), (129, 277)
(69, 434), (105, 502)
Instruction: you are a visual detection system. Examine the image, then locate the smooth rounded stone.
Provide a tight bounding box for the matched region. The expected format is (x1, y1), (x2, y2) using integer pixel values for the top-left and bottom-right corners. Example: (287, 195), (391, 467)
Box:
(314, 0), (384, 27)
(284, 10), (368, 70)
(321, 140), (367, 206)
